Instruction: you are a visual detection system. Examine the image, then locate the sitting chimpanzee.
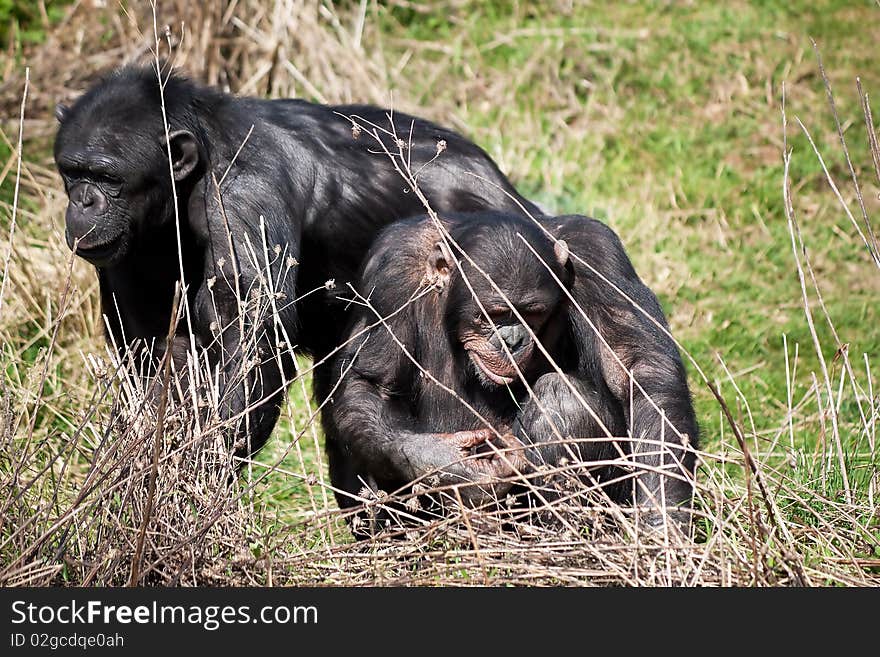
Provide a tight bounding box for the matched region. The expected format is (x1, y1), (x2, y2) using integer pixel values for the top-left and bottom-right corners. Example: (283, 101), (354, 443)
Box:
(323, 211), (699, 532)
(53, 64), (540, 458)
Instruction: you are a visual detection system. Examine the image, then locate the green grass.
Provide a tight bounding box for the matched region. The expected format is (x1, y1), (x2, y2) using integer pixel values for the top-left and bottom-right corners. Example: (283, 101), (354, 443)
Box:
(0, 1), (71, 207)
(252, 356), (332, 524)
(0, 0), (70, 46)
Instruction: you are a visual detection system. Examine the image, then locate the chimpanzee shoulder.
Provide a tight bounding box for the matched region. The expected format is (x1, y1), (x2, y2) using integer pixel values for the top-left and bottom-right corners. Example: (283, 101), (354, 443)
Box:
(543, 215), (638, 280)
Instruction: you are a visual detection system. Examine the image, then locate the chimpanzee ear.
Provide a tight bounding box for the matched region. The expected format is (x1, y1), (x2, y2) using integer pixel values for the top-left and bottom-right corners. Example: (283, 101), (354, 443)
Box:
(554, 239), (570, 268)
(55, 103), (69, 123)
(161, 130), (199, 182)
(428, 240), (455, 288)
(554, 239), (575, 288)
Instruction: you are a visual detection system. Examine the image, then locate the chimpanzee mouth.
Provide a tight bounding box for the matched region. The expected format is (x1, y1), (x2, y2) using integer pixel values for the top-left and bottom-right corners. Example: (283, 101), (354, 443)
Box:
(464, 337), (535, 387)
(69, 233), (123, 264)
(468, 350), (516, 385)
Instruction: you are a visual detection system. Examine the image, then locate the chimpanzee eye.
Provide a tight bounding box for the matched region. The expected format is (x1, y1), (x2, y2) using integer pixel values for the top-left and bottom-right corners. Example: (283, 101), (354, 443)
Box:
(94, 173), (124, 195)
(61, 167), (84, 182)
(96, 173), (122, 185)
(487, 310), (513, 324)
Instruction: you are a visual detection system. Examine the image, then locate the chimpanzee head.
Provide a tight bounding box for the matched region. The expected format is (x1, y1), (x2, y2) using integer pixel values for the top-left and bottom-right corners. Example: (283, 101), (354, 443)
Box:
(53, 66), (202, 267)
(429, 216), (574, 388)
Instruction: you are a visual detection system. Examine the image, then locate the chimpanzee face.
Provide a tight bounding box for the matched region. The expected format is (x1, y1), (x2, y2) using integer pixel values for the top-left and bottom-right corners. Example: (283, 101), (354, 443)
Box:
(54, 99), (199, 267)
(459, 295), (558, 386)
(428, 222), (572, 387)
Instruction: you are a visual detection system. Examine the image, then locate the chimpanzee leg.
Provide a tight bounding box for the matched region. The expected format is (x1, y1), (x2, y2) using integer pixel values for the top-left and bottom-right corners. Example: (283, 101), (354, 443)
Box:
(325, 433), (365, 510)
(512, 373), (629, 502)
(313, 362), (368, 512)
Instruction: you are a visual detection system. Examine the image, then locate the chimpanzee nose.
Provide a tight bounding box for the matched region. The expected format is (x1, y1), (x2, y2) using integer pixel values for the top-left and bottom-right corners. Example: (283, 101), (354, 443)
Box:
(498, 324), (528, 352)
(71, 183), (107, 215)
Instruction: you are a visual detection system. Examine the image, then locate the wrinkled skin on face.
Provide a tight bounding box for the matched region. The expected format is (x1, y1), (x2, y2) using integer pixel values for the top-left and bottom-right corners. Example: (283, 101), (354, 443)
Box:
(54, 101), (199, 267)
(429, 229), (572, 389)
(463, 323), (538, 386)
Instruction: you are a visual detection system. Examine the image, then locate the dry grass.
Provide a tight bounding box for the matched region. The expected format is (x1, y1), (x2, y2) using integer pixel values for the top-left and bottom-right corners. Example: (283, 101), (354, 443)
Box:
(0, 1), (878, 586)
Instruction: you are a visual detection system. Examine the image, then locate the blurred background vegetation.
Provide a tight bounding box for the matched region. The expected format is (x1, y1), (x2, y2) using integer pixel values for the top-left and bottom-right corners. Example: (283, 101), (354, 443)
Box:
(1, 0), (878, 584)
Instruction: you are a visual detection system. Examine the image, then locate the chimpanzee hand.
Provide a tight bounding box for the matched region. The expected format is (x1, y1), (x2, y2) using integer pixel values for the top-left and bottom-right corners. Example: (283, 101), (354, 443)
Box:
(402, 429), (527, 507)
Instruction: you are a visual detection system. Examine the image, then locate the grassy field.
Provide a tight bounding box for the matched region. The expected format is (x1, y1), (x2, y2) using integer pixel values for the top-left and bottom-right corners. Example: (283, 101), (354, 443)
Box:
(1, 0), (878, 585)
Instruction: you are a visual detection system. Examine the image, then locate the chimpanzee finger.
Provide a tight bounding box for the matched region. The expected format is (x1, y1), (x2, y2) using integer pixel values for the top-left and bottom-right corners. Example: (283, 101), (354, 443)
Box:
(444, 428), (494, 449)
(495, 433), (531, 471)
(466, 453), (518, 479)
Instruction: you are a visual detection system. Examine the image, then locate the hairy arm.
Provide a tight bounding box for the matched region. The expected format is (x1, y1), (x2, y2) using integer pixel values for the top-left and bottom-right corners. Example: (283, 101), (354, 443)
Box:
(187, 177), (299, 458)
(559, 217), (699, 522)
(331, 358), (454, 483)
(327, 221), (524, 504)
(328, 338), (520, 504)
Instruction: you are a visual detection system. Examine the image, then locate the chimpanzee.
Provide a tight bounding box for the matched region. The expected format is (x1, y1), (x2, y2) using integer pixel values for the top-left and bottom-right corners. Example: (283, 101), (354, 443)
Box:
(323, 211), (699, 530)
(53, 64), (539, 457)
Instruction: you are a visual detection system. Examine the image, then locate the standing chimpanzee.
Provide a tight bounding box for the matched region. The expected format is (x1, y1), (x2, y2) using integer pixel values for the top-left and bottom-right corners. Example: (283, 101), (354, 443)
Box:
(323, 211), (699, 531)
(53, 64), (539, 458)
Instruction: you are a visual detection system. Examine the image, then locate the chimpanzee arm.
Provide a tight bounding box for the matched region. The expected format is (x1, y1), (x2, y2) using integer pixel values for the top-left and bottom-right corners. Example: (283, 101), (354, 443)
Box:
(324, 299), (521, 507)
(329, 364), (457, 485)
(329, 330), (514, 497)
(187, 178), (299, 458)
(557, 217), (699, 523)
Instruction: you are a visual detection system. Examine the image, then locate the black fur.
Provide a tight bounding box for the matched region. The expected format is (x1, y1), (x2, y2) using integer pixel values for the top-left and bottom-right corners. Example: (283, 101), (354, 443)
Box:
(54, 65), (538, 457)
(323, 211), (699, 529)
